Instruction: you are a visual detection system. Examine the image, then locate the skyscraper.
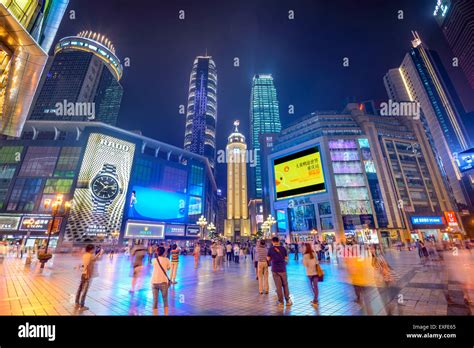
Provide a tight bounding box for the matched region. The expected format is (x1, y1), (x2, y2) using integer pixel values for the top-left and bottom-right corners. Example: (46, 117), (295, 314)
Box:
(249, 74), (281, 198)
(384, 31), (470, 205)
(28, 31), (124, 126)
(434, 0), (474, 89)
(0, 0), (68, 137)
(184, 55), (217, 171)
(224, 121), (250, 240)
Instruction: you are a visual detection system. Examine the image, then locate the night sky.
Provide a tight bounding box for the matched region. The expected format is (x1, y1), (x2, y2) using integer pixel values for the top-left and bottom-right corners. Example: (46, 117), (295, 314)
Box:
(54, 0), (474, 190)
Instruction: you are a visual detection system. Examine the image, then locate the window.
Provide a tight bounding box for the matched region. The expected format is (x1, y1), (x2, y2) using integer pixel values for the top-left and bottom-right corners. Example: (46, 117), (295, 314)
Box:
(54, 147), (81, 177)
(320, 217), (334, 230)
(7, 178), (43, 212)
(0, 146), (23, 164)
(318, 202), (332, 216)
(43, 179), (73, 194)
(19, 147), (60, 177)
(161, 165), (187, 193)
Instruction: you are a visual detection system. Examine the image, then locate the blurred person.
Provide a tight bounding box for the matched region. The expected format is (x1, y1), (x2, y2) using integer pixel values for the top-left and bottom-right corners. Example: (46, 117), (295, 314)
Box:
(444, 249), (473, 305)
(148, 244), (153, 264)
(226, 241), (233, 262)
(216, 241), (224, 270)
(75, 244), (102, 310)
(0, 241), (6, 264)
(211, 242), (218, 271)
(239, 246), (245, 262)
(233, 243), (240, 263)
(293, 242), (299, 261)
(151, 246), (171, 314)
(170, 244), (180, 284)
(256, 239), (269, 294)
(130, 241), (147, 293)
(371, 245), (399, 315)
(303, 243), (319, 307)
(267, 237), (292, 307)
(193, 242), (201, 269)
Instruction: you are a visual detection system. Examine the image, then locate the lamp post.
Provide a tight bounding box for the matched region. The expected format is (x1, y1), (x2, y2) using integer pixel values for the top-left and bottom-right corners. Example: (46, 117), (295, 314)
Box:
(262, 221), (269, 239)
(41, 194), (71, 268)
(266, 215), (276, 239)
(207, 222), (216, 240)
(197, 215), (208, 240)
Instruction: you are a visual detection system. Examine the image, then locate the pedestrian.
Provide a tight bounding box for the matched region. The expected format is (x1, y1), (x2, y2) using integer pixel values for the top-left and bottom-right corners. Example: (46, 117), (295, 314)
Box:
(294, 242), (299, 260)
(267, 237), (292, 307)
(148, 244), (153, 264)
(130, 242), (147, 293)
(193, 242), (201, 269)
(216, 241), (224, 270)
(256, 239), (269, 294)
(0, 241), (6, 264)
(211, 242), (218, 271)
(239, 246), (245, 262)
(234, 243), (240, 263)
(170, 244), (180, 284)
(151, 246), (170, 314)
(225, 242), (233, 262)
(75, 244), (102, 310)
(303, 243), (319, 307)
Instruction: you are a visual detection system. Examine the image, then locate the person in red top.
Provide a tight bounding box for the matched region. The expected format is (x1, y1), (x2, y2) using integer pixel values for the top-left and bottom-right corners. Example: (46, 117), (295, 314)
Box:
(170, 244), (180, 284)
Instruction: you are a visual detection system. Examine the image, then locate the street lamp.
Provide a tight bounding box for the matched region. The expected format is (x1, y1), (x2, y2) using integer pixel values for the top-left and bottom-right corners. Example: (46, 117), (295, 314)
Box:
(207, 222), (216, 240)
(266, 215), (276, 239)
(262, 221), (269, 239)
(41, 194), (72, 268)
(197, 215), (208, 240)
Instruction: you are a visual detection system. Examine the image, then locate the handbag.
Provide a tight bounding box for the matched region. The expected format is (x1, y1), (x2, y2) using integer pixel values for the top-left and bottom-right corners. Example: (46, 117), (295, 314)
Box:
(155, 256), (171, 287)
(316, 263), (324, 282)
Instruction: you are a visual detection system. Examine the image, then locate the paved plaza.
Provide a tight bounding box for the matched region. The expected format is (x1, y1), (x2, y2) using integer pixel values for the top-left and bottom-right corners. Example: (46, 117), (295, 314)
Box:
(0, 249), (473, 316)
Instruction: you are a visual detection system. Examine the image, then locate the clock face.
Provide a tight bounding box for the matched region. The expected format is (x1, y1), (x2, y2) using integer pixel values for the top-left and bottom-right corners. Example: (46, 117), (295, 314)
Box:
(91, 175), (119, 201)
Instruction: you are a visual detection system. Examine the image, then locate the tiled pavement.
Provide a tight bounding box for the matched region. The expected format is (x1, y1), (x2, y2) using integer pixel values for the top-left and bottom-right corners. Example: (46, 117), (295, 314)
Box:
(0, 249), (472, 316)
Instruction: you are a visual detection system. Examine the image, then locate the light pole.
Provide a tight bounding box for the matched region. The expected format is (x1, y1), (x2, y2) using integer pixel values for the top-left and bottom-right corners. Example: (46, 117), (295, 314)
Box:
(207, 222), (216, 240)
(41, 194), (71, 268)
(266, 215), (276, 239)
(197, 215), (208, 240)
(262, 221), (269, 239)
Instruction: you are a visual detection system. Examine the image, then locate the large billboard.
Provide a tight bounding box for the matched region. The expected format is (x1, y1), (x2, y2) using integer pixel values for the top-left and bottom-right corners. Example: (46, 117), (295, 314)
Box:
(128, 186), (186, 222)
(455, 148), (474, 173)
(124, 221), (165, 239)
(64, 134), (135, 243)
(273, 147), (326, 200)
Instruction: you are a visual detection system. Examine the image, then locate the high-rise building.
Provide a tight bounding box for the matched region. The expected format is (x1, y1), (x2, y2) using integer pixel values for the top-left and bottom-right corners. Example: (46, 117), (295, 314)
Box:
(28, 31), (124, 126)
(224, 121), (250, 240)
(433, 0), (474, 90)
(249, 74), (281, 198)
(0, 0), (69, 137)
(184, 55), (217, 171)
(384, 31), (470, 206)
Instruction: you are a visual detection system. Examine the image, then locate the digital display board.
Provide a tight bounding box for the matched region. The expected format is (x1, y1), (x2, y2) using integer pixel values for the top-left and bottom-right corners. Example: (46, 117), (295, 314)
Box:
(411, 216), (443, 225)
(455, 148), (474, 173)
(186, 225), (200, 237)
(273, 147), (326, 200)
(125, 221), (165, 239)
(19, 216), (61, 232)
(165, 224), (186, 237)
(0, 215), (21, 231)
(128, 186), (186, 222)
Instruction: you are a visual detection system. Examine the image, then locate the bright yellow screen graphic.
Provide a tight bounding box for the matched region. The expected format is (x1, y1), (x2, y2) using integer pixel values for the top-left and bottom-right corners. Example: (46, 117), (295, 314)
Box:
(274, 149), (325, 199)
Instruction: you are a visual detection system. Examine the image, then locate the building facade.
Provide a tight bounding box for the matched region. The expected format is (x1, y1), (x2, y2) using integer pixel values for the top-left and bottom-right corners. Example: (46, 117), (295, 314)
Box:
(184, 55), (218, 171)
(384, 31), (470, 207)
(434, 0), (474, 90)
(224, 121), (250, 240)
(266, 103), (463, 246)
(0, 0), (68, 137)
(249, 74), (281, 199)
(28, 31), (124, 126)
(0, 121), (217, 247)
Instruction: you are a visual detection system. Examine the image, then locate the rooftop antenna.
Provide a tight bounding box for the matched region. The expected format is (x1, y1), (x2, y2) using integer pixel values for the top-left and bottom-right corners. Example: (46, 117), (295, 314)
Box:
(233, 120), (240, 132)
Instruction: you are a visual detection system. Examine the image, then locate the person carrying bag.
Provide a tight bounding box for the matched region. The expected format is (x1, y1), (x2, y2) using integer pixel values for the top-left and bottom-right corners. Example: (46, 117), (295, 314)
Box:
(151, 247), (171, 312)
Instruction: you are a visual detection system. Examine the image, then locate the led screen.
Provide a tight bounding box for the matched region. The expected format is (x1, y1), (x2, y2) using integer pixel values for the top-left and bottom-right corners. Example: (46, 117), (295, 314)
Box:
(455, 148), (474, 173)
(129, 186), (186, 222)
(273, 147), (325, 200)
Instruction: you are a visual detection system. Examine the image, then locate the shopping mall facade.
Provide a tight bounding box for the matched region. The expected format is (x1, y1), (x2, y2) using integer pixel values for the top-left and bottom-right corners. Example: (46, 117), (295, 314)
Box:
(0, 121), (217, 248)
(266, 103), (466, 247)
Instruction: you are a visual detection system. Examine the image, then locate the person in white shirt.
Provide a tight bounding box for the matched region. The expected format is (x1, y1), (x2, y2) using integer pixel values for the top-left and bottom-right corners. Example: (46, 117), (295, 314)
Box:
(151, 247), (171, 313)
(233, 244), (240, 263)
(216, 241), (224, 270)
(226, 242), (233, 262)
(193, 243), (201, 269)
(302, 243), (320, 307)
(75, 244), (102, 310)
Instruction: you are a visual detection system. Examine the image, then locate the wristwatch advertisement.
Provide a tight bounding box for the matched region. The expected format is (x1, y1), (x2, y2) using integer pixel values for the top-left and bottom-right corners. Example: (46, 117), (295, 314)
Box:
(90, 163), (122, 215)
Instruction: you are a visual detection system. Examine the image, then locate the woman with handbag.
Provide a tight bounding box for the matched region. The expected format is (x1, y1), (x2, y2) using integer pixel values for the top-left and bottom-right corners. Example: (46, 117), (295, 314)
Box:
(151, 247), (171, 314)
(303, 243), (321, 307)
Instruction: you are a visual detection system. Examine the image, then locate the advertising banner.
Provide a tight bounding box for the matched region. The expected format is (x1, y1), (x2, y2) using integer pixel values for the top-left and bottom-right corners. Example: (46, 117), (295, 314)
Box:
(273, 147), (326, 200)
(0, 215), (21, 231)
(165, 224), (186, 237)
(124, 221), (165, 239)
(186, 225), (200, 237)
(65, 133), (135, 243)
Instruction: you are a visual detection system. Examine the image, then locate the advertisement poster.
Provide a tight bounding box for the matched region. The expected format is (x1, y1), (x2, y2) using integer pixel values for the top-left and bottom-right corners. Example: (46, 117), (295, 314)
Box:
(125, 221), (165, 239)
(273, 147), (326, 200)
(64, 133), (135, 243)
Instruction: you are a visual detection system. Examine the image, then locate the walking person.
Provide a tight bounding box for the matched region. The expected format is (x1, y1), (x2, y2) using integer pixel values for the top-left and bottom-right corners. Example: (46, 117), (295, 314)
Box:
(130, 241), (147, 293)
(239, 246), (245, 262)
(211, 242), (218, 271)
(193, 242), (201, 269)
(267, 237), (292, 307)
(75, 244), (102, 310)
(256, 240), (269, 294)
(151, 246), (170, 315)
(293, 242), (299, 261)
(303, 243), (320, 307)
(170, 244), (180, 284)
(216, 241), (224, 270)
(234, 243), (240, 264)
(226, 242), (233, 262)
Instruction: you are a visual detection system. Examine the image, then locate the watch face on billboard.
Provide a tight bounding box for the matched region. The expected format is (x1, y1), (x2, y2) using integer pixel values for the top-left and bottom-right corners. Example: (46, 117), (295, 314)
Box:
(273, 147), (326, 200)
(65, 134), (135, 244)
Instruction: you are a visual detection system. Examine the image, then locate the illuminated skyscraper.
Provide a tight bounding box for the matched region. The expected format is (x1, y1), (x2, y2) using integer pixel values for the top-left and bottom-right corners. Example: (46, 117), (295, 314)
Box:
(433, 0), (474, 89)
(224, 121), (250, 240)
(28, 31), (124, 126)
(384, 31), (469, 205)
(0, 0), (69, 137)
(184, 55), (217, 171)
(249, 74), (281, 198)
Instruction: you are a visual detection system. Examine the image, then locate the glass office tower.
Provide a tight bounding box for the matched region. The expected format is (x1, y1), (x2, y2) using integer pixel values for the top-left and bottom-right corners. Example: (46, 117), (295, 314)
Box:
(28, 31), (124, 126)
(249, 74), (281, 198)
(184, 56), (218, 171)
